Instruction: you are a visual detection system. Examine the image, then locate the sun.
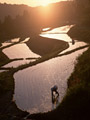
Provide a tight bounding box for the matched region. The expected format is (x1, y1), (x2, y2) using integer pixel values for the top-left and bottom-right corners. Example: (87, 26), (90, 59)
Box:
(40, 0), (52, 6)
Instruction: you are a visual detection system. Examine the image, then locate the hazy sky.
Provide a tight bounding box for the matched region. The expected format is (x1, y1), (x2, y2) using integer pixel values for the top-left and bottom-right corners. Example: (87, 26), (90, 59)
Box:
(0, 0), (66, 7)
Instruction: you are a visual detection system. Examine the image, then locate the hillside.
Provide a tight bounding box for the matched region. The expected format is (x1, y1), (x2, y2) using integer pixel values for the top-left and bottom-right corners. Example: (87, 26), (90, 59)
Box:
(0, 3), (31, 22)
(0, 1), (90, 120)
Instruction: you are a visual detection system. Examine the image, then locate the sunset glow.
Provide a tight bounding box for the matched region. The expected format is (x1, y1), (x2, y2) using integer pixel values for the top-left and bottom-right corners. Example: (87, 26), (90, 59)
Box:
(38, 0), (53, 6)
(0, 0), (66, 7)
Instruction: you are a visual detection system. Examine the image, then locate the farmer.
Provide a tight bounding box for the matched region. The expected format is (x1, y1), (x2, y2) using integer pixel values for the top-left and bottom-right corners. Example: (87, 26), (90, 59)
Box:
(72, 38), (75, 45)
(51, 85), (59, 103)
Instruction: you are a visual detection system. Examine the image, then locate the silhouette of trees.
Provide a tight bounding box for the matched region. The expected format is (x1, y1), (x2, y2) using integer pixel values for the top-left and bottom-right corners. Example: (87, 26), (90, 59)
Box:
(0, 8), (43, 43)
(72, 0), (90, 25)
(1, 1), (88, 43)
(74, 0), (90, 11)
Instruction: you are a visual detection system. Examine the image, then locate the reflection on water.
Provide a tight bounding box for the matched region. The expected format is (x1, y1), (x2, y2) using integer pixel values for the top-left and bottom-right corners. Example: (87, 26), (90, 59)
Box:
(3, 43), (40, 59)
(41, 25), (87, 54)
(21, 38), (30, 43)
(42, 28), (50, 31)
(41, 33), (72, 43)
(14, 25), (88, 114)
(42, 25), (73, 34)
(3, 60), (31, 68)
(52, 96), (59, 110)
(0, 38), (20, 48)
(1, 43), (12, 48)
(60, 41), (87, 54)
(1, 38), (30, 49)
(11, 38), (20, 43)
(40, 25), (73, 43)
(1, 37), (38, 68)
(14, 48), (88, 113)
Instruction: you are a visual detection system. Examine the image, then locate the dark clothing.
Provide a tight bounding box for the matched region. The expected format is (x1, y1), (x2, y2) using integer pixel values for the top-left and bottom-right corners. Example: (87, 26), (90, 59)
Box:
(51, 85), (59, 103)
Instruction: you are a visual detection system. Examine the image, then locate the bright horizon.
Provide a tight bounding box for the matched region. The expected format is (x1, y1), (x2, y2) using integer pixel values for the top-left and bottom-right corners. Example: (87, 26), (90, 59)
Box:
(0, 0), (67, 7)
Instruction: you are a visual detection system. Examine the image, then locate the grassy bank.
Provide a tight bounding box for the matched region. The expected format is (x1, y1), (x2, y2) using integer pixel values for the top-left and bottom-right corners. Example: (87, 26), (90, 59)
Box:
(68, 47), (90, 88)
(0, 71), (29, 120)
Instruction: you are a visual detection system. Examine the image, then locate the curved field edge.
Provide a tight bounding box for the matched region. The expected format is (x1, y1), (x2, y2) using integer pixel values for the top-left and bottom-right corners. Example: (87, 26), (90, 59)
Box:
(27, 25), (90, 120)
(0, 25), (90, 119)
(0, 38), (68, 119)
